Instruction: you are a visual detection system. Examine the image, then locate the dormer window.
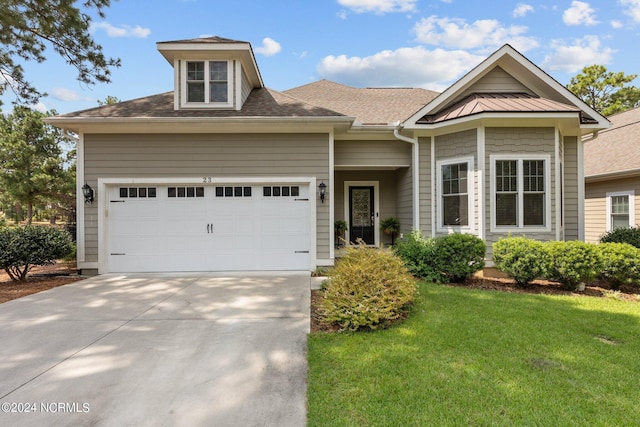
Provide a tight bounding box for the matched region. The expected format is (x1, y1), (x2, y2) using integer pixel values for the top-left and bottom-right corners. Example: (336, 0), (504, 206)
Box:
(181, 60), (232, 108)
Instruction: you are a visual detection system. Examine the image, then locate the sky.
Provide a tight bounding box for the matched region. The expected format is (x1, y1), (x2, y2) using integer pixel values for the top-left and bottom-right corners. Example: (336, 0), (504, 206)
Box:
(3, 0), (640, 114)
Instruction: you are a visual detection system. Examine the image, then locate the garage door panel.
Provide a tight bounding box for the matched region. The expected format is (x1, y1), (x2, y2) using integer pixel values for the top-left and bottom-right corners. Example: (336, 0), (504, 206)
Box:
(108, 183), (311, 272)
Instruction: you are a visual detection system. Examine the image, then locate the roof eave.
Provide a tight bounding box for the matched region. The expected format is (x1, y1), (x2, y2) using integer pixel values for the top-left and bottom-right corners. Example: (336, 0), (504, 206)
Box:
(585, 169), (640, 183)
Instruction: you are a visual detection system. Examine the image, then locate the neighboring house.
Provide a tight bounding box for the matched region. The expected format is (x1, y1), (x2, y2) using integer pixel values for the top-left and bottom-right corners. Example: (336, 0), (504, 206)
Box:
(47, 37), (609, 275)
(584, 107), (640, 242)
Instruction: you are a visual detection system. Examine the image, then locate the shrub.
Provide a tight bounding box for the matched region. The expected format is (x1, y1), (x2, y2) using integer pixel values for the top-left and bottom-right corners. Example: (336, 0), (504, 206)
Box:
(600, 226), (640, 249)
(434, 233), (486, 282)
(598, 242), (640, 289)
(0, 225), (74, 281)
(394, 230), (442, 282)
(544, 241), (602, 290)
(321, 244), (417, 331)
(493, 237), (547, 287)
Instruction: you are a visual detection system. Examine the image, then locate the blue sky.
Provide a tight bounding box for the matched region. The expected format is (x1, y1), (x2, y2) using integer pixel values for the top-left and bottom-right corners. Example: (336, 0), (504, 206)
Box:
(4, 0), (640, 114)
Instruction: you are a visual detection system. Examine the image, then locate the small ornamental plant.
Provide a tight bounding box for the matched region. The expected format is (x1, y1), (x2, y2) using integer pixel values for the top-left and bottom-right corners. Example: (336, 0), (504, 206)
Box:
(493, 237), (547, 287)
(544, 240), (602, 290)
(321, 243), (417, 331)
(598, 242), (640, 289)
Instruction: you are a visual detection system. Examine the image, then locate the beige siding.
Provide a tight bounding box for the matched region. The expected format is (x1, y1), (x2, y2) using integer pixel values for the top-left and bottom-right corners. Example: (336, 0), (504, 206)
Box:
(418, 137), (433, 236)
(434, 129), (478, 237)
(241, 67), (252, 106)
(457, 67), (534, 100)
(335, 140), (411, 168)
(83, 133), (330, 262)
(334, 170), (398, 245)
(585, 176), (640, 243)
(484, 127), (557, 259)
(395, 167), (413, 238)
(563, 137), (579, 240)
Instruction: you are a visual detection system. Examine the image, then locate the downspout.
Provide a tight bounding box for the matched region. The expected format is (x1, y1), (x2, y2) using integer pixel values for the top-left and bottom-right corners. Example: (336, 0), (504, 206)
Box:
(393, 122), (420, 231)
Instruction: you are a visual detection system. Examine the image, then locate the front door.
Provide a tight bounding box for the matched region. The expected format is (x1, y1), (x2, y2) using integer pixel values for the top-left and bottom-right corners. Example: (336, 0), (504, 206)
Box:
(349, 186), (375, 244)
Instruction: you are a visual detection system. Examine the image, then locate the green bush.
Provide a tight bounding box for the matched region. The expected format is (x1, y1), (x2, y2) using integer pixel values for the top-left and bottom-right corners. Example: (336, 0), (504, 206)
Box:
(0, 225), (73, 281)
(321, 244), (417, 331)
(393, 230), (442, 282)
(600, 226), (640, 249)
(434, 233), (486, 282)
(493, 237), (547, 287)
(598, 242), (640, 289)
(544, 241), (602, 290)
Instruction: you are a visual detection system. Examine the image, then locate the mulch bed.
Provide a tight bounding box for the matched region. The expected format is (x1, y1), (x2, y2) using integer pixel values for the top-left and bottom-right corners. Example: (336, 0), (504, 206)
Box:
(0, 263), (85, 304)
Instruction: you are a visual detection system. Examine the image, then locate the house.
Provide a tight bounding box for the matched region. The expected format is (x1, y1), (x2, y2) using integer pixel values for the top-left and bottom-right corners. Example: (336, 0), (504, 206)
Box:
(584, 107), (640, 242)
(47, 37), (609, 275)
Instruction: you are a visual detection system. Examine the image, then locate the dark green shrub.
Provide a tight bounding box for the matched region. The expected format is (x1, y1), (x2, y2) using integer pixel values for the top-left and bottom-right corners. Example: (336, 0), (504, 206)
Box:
(493, 237), (547, 287)
(600, 226), (640, 249)
(434, 233), (486, 282)
(393, 230), (444, 282)
(544, 241), (602, 290)
(321, 244), (417, 331)
(598, 242), (640, 289)
(0, 225), (73, 281)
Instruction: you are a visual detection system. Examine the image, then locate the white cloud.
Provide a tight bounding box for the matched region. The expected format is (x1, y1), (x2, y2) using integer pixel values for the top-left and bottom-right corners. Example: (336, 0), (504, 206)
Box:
(543, 36), (613, 73)
(91, 22), (151, 38)
(337, 0), (417, 14)
(620, 0), (640, 22)
(254, 38), (282, 57)
(317, 46), (483, 89)
(31, 102), (48, 113)
(513, 3), (534, 18)
(413, 16), (539, 53)
(562, 1), (598, 26)
(51, 87), (81, 102)
(610, 20), (624, 28)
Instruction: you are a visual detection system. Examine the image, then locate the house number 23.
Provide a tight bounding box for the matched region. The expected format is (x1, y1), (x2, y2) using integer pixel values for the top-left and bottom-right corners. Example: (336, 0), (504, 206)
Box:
(202, 177), (213, 183)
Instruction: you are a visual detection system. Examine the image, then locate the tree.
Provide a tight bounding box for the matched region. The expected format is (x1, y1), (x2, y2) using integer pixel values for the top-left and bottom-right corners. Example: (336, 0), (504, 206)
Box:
(97, 95), (121, 106)
(567, 65), (640, 116)
(0, 106), (70, 224)
(0, 0), (121, 106)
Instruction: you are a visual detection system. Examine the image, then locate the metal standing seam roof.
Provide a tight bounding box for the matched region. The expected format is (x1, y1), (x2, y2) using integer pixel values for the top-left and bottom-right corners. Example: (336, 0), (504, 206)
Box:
(416, 92), (582, 124)
(584, 106), (640, 178)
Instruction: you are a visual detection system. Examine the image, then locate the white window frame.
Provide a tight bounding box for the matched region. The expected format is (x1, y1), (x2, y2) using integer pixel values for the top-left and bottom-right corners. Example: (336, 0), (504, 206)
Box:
(436, 156), (475, 233)
(606, 190), (635, 231)
(180, 60), (233, 109)
(490, 154), (552, 233)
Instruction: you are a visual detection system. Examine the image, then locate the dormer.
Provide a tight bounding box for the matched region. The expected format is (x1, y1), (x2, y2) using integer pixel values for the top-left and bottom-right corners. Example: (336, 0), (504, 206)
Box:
(157, 36), (264, 111)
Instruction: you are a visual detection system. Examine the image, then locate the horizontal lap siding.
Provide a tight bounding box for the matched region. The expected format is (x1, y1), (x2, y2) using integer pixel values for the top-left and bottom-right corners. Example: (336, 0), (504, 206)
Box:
(395, 166), (413, 238)
(563, 137), (579, 240)
(484, 127), (556, 259)
(418, 137), (432, 236)
(335, 140), (411, 168)
(585, 177), (640, 243)
(83, 133), (330, 262)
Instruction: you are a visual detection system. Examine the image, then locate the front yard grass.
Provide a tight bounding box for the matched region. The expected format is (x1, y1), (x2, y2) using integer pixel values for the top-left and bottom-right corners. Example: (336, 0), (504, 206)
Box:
(308, 282), (640, 426)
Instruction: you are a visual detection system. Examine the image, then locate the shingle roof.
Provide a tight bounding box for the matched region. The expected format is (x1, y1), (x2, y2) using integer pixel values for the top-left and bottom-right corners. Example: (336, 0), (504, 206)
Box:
(584, 107), (640, 177)
(54, 88), (346, 119)
(157, 36), (248, 44)
(283, 80), (439, 125)
(416, 92), (581, 124)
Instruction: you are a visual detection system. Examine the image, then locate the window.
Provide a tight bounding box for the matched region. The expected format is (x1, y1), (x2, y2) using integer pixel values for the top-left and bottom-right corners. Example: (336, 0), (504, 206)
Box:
(491, 155), (550, 231)
(263, 186), (300, 197)
(168, 187), (205, 198)
(119, 187), (156, 198)
(607, 191), (635, 231)
(183, 60), (230, 106)
(215, 186), (251, 197)
(439, 160), (471, 228)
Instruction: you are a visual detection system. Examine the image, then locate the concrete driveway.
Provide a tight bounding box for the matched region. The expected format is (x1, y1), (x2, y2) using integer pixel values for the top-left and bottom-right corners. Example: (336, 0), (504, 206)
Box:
(0, 272), (310, 427)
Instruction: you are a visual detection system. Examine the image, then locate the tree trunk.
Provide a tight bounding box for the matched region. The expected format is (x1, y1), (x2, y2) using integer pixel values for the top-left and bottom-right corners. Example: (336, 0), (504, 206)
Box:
(26, 201), (33, 225)
(14, 202), (22, 224)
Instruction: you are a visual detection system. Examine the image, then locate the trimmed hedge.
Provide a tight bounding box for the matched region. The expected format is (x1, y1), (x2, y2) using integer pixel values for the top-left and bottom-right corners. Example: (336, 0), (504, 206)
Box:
(0, 225), (73, 281)
(493, 237), (547, 287)
(321, 244), (417, 331)
(598, 242), (640, 288)
(600, 226), (640, 249)
(545, 241), (602, 290)
(393, 230), (441, 282)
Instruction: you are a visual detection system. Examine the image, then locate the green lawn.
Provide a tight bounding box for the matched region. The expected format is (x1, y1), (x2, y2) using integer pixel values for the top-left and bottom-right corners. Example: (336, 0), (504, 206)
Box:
(308, 282), (640, 426)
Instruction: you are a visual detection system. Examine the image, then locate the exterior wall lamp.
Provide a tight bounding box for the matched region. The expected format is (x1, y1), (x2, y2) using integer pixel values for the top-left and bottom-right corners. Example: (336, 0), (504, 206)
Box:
(319, 181), (327, 203)
(82, 183), (94, 204)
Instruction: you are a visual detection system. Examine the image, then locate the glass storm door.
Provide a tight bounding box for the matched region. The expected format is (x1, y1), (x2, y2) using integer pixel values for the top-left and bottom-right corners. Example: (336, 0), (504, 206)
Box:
(349, 186), (375, 245)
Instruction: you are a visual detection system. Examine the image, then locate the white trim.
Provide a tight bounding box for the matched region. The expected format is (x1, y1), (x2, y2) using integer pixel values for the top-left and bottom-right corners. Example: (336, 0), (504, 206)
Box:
(606, 190), (635, 232)
(98, 176), (317, 274)
(343, 181), (380, 246)
(477, 127), (485, 240)
(412, 135), (420, 230)
(431, 138), (436, 237)
(76, 133), (86, 266)
(577, 140), (585, 240)
(173, 59), (180, 111)
(489, 154), (552, 233)
(329, 131), (335, 261)
(234, 60), (242, 111)
(555, 128), (561, 240)
(436, 156), (475, 234)
(179, 60), (234, 109)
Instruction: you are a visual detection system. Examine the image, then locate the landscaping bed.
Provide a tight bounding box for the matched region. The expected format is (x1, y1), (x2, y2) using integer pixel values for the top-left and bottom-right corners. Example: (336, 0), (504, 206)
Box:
(0, 262), (84, 303)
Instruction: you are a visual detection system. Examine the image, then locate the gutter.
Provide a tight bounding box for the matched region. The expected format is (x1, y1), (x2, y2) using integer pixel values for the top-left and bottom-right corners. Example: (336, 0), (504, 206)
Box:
(392, 122), (420, 231)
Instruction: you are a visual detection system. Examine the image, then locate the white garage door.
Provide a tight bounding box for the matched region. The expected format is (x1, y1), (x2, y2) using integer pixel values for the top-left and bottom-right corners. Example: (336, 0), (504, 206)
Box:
(107, 183), (311, 273)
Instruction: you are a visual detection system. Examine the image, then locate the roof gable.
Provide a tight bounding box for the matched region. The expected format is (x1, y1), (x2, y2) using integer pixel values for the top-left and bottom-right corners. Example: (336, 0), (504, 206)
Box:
(404, 44), (609, 130)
